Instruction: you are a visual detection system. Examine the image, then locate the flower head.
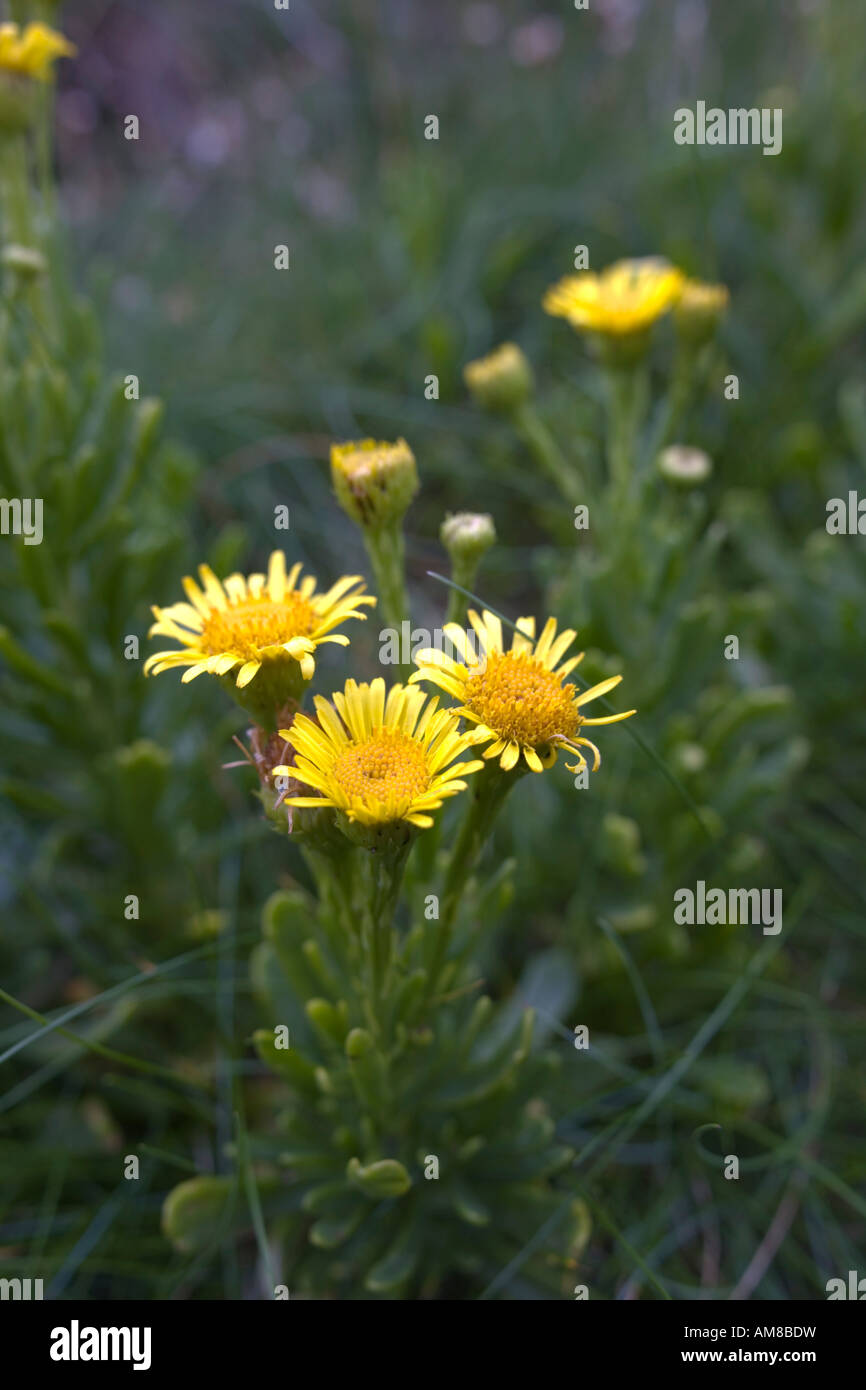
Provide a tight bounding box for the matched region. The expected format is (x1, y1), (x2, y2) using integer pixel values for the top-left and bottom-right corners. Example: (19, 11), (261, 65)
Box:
(464, 342), (534, 414)
(673, 278), (729, 344)
(0, 22), (75, 82)
(657, 444), (713, 487)
(411, 609), (635, 774)
(276, 678), (484, 830)
(543, 258), (684, 339)
(330, 437), (418, 528)
(145, 552), (375, 712)
(440, 511), (496, 567)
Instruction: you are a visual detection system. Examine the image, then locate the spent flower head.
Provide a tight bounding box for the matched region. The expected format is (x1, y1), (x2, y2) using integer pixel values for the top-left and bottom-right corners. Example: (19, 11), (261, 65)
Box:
(411, 608), (635, 775)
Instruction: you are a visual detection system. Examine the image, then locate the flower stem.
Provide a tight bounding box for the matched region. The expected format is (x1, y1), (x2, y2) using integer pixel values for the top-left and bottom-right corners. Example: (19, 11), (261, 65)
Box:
(445, 557), (478, 628)
(604, 364), (649, 514)
(363, 519), (410, 680)
(363, 837), (412, 1040)
(647, 345), (693, 461)
(511, 401), (582, 502)
(427, 762), (523, 999)
(0, 135), (34, 245)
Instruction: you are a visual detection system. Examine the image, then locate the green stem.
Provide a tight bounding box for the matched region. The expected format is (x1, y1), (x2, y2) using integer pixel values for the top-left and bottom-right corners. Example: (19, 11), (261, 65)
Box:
(647, 345), (693, 461)
(301, 840), (359, 950)
(0, 134), (35, 245)
(0, 133), (54, 337)
(427, 762), (524, 999)
(445, 556), (481, 628)
(511, 401), (582, 502)
(363, 519), (411, 681)
(604, 364), (648, 508)
(363, 836), (412, 1040)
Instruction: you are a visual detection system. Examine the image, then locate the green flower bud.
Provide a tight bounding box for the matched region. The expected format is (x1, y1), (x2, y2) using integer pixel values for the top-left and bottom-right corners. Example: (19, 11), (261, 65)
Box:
(464, 342), (534, 414)
(1, 242), (46, 279)
(186, 909), (228, 940)
(440, 511), (496, 566)
(673, 279), (729, 346)
(330, 437), (418, 528)
(601, 813), (647, 878)
(657, 444), (712, 487)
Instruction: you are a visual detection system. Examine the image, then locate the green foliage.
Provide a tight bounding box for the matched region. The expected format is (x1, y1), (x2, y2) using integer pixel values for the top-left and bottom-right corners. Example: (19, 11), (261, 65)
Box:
(2, 0), (865, 1304)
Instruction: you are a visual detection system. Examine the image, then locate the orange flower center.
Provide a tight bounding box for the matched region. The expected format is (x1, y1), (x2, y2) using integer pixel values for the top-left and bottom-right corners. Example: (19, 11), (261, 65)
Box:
(200, 594), (316, 661)
(332, 728), (430, 807)
(464, 650), (579, 747)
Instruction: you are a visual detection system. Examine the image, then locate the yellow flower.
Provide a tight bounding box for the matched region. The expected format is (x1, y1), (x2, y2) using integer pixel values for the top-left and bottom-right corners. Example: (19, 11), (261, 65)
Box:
(277, 678), (484, 830)
(144, 551), (375, 692)
(543, 258), (684, 338)
(410, 609), (635, 774)
(0, 22), (75, 82)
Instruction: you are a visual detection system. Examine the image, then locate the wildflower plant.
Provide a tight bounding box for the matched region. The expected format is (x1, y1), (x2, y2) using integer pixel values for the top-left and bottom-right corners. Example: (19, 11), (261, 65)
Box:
(155, 437), (635, 1294)
(465, 258), (804, 1019)
(5, 0), (860, 1311)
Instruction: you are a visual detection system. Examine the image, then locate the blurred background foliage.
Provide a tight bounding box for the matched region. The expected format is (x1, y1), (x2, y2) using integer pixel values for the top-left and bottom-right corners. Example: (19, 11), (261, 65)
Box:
(1, 0), (865, 1298)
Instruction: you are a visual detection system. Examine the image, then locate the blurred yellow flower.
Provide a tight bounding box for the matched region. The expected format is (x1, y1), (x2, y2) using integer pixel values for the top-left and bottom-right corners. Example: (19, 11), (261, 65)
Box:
(145, 551), (374, 690)
(0, 22), (75, 82)
(411, 609), (635, 775)
(543, 258), (684, 338)
(278, 678), (484, 829)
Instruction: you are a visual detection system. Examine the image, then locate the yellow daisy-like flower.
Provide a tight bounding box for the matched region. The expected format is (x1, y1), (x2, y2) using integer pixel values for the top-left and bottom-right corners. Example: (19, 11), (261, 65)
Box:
(276, 678), (485, 830)
(0, 22), (76, 82)
(410, 609), (636, 775)
(144, 551), (375, 692)
(543, 257), (684, 338)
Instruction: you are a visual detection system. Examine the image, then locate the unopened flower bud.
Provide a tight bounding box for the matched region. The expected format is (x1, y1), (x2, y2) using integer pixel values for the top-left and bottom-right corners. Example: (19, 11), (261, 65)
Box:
(657, 444), (712, 487)
(440, 511), (496, 566)
(464, 342), (534, 414)
(440, 512), (496, 624)
(673, 279), (729, 346)
(330, 437), (418, 529)
(1, 243), (46, 279)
